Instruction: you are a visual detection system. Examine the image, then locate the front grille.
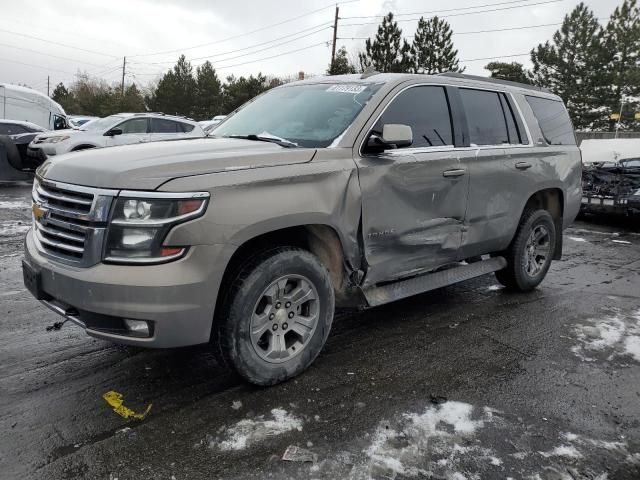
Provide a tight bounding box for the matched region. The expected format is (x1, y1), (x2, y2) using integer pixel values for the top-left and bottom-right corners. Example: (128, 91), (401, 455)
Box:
(32, 179), (117, 266)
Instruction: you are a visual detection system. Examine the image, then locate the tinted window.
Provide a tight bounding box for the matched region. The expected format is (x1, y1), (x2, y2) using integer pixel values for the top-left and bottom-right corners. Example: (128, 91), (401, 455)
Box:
(374, 86), (453, 147)
(180, 123), (195, 133)
(0, 124), (27, 135)
(151, 118), (181, 133)
(118, 118), (148, 134)
(525, 96), (575, 145)
(460, 89), (509, 145)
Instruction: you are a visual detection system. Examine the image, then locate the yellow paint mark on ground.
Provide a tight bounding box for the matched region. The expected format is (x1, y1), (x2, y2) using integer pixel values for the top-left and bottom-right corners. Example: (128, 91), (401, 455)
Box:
(103, 391), (152, 420)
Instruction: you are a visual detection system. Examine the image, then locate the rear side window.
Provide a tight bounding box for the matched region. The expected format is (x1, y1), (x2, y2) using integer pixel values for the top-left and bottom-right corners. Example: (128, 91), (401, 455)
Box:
(0, 124), (27, 135)
(180, 122), (195, 133)
(151, 118), (183, 133)
(460, 89), (510, 146)
(375, 86), (453, 148)
(525, 96), (576, 145)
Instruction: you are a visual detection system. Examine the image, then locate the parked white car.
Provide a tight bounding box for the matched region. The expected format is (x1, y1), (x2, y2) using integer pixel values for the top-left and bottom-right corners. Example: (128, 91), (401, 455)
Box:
(28, 112), (204, 160)
(199, 115), (227, 134)
(68, 115), (100, 129)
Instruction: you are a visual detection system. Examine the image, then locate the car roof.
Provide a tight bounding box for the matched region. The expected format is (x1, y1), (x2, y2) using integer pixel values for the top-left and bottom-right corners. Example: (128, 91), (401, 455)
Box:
(0, 119), (45, 130)
(283, 72), (561, 101)
(114, 112), (198, 124)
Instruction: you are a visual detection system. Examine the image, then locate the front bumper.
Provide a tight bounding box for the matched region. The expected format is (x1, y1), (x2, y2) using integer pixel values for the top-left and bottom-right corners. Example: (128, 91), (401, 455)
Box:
(24, 230), (233, 348)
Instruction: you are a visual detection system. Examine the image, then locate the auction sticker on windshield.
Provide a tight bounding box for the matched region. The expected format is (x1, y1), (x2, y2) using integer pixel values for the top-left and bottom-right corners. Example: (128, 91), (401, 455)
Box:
(326, 84), (367, 94)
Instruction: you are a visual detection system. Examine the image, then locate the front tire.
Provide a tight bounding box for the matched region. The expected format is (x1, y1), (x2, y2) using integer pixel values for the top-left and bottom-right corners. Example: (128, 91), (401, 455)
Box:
(495, 209), (556, 291)
(212, 247), (335, 386)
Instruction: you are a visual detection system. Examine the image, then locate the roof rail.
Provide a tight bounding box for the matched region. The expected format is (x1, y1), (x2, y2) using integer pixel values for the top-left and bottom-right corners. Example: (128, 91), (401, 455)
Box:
(437, 72), (551, 93)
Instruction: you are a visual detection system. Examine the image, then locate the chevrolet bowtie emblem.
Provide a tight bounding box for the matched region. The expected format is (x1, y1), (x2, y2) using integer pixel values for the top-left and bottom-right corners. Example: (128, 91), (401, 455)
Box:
(32, 203), (47, 220)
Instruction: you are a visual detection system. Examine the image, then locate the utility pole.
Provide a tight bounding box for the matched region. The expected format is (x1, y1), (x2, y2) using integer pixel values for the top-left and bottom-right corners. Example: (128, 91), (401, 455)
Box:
(330, 5), (339, 73)
(121, 56), (126, 97)
(614, 94), (625, 139)
(47, 76), (50, 97)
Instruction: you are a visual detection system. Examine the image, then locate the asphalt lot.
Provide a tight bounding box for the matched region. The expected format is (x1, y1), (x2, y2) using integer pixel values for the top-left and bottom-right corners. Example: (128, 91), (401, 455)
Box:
(1, 181), (639, 480)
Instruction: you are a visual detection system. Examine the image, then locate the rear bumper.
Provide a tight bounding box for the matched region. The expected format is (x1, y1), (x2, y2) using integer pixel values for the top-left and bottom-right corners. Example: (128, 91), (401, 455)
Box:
(580, 195), (630, 215)
(24, 230), (234, 348)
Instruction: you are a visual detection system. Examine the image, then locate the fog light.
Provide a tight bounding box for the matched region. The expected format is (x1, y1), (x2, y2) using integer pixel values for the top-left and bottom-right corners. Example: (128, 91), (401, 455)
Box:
(123, 319), (150, 337)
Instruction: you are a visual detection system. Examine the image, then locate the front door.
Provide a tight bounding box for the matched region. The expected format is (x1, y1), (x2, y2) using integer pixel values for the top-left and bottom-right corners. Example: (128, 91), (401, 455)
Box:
(107, 117), (149, 147)
(355, 85), (470, 286)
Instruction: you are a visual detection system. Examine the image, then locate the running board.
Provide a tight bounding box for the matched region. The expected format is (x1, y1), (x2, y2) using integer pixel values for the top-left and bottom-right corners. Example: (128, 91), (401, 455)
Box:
(363, 256), (507, 307)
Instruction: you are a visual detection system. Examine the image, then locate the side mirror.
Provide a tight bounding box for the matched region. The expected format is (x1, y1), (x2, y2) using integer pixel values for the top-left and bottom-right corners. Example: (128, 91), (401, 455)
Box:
(381, 124), (412, 147)
(365, 124), (413, 152)
(106, 128), (123, 137)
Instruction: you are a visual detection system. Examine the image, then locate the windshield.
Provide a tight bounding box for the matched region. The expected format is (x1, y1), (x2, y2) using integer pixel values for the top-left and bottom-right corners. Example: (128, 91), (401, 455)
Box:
(213, 83), (382, 148)
(81, 115), (124, 132)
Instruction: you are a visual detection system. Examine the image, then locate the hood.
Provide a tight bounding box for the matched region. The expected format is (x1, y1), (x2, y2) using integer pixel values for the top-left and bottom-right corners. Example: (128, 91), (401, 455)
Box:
(39, 137), (316, 190)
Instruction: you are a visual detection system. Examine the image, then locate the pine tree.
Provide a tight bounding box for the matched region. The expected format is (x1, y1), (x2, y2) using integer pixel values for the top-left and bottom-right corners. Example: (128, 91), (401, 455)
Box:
(412, 16), (463, 74)
(195, 61), (222, 120)
(328, 46), (357, 75)
(600, 0), (640, 131)
(358, 13), (413, 73)
(51, 82), (73, 112)
(150, 55), (198, 117)
(530, 3), (605, 130)
(484, 62), (531, 84)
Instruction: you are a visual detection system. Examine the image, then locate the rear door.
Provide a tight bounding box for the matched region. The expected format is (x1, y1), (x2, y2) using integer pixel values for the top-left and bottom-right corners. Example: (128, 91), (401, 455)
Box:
(355, 84), (470, 285)
(456, 87), (531, 258)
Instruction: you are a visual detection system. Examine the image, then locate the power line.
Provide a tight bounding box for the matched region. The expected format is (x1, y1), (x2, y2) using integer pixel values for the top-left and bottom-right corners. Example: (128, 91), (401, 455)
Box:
(337, 21), (564, 40)
(460, 52), (530, 62)
(129, 41), (329, 75)
(0, 56), (76, 74)
(0, 41), (105, 67)
(129, 0), (358, 58)
(132, 23), (332, 65)
(340, 0), (564, 26)
(340, 0), (538, 19)
(0, 27), (120, 58)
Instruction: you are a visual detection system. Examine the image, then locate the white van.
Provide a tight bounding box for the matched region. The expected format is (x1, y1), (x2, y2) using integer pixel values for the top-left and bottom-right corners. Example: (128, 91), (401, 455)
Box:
(0, 83), (68, 131)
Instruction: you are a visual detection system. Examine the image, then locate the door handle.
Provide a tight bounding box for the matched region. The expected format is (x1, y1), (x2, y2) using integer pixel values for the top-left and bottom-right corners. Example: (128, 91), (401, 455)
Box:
(515, 162), (532, 170)
(442, 169), (466, 178)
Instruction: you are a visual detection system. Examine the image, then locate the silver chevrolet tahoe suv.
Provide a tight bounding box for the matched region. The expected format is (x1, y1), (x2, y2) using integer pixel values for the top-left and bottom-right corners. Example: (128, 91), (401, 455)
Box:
(23, 73), (581, 385)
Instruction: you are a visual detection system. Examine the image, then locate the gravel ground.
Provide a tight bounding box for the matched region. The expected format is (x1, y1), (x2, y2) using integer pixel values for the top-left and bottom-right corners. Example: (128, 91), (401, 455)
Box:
(1, 182), (639, 480)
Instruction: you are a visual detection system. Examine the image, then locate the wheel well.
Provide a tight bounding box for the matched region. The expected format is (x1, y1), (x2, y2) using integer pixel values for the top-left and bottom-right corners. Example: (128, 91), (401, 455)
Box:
(71, 144), (97, 152)
(219, 225), (348, 303)
(523, 188), (564, 260)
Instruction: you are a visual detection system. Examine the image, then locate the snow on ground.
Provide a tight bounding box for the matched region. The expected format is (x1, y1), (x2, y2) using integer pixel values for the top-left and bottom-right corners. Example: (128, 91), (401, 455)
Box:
(208, 408), (303, 451)
(568, 236), (588, 242)
(571, 308), (640, 363)
(0, 220), (30, 237)
(0, 200), (30, 210)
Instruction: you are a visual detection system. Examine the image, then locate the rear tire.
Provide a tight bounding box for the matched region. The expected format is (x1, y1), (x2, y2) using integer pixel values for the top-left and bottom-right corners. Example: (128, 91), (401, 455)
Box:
(212, 247), (335, 386)
(495, 209), (556, 291)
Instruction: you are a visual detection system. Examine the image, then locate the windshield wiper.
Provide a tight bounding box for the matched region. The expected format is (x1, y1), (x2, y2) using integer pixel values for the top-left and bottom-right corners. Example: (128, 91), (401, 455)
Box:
(226, 134), (298, 148)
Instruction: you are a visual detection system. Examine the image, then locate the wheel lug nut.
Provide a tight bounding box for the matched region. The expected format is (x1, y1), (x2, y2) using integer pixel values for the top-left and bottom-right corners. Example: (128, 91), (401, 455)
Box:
(275, 302), (281, 309)
(282, 323), (288, 330)
(285, 302), (291, 308)
(269, 313), (275, 320)
(272, 324), (278, 331)
(288, 312), (294, 318)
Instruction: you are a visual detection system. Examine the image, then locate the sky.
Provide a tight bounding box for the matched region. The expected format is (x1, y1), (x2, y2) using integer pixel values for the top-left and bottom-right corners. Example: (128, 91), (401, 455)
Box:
(0, 0), (625, 95)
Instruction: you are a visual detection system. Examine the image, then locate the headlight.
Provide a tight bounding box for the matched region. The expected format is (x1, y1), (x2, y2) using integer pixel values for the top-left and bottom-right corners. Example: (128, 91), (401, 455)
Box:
(43, 136), (70, 143)
(104, 192), (209, 264)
